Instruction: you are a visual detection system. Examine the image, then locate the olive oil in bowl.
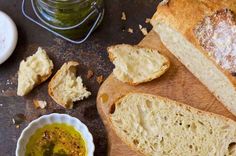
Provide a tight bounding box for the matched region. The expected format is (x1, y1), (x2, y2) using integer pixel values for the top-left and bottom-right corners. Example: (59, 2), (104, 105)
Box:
(25, 123), (87, 156)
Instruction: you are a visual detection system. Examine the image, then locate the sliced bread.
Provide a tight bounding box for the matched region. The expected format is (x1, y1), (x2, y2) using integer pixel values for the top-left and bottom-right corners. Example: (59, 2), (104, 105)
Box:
(108, 44), (170, 85)
(151, 0), (236, 116)
(17, 47), (53, 96)
(110, 93), (236, 156)
(48, 61), (91, 109)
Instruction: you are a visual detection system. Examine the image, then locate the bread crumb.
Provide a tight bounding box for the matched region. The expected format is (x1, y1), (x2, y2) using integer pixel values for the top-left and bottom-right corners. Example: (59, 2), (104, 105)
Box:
(145, 18), (151, 23)
(121, 12), (126, 20)
(141, 28), (148, 36)
(139, 24), (143, 29)
(86, 70), (94, 79)
(128, 28), (134, 33)
(1, 90), (4, 93)
(33, 100), (47, 109)
(6, 79), (13, 85)
(0, 104), (3, 107)
(16, 125), (20, 129)
(12, 118), (15, 124)
(160, 0), (169, 6)
(97, 75), (104, 84)
(139, 25), (148, 36)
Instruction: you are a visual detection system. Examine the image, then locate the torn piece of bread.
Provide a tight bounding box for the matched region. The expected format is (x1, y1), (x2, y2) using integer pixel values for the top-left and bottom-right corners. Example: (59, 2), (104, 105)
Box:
(17, 47), (53, 96)
(151, 0), (236, 116)
(108, 44), (170, 85)
(48, 61), (91, 109)
(110, 93), (236, 156)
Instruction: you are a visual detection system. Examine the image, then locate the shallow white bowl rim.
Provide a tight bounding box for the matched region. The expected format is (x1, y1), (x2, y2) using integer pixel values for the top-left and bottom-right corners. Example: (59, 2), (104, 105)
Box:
(16, 113), (95, 156)
(0, 11), (18, 65)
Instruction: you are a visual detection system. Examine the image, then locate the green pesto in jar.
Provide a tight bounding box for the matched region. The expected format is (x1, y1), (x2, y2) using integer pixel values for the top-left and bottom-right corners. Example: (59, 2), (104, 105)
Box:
(25, 123), (87, 156)
(34, 0), (104, 39)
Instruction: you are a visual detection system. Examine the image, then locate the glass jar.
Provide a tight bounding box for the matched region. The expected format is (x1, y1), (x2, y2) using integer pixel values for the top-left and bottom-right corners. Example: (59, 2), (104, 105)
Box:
(25, 0), (104, 43)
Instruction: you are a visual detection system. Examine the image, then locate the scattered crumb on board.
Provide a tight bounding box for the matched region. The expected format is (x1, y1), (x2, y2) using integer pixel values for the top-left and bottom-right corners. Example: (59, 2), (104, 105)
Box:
(128, 28), (134, 33)
(145, 18), (151, 23)
(33, 99), (47, 109)
(139, 24), (148, 36)
(97, 75), (104, 84)
(6, 79), (13, 85)
(121, 12), (126, 20)
(87, 70), (94, 79)
(160, 0), (169, 6)
(12, 118), (15, 124)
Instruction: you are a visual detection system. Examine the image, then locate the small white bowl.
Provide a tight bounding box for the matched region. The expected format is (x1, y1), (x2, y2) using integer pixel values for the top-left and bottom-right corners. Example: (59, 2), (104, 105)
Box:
(16, 113), (95, 156)
(0, 11), (18, 64)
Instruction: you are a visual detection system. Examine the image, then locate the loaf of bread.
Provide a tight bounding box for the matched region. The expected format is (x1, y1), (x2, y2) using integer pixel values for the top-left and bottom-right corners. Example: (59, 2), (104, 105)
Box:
(110, 93), (236, 156)
(48, 61), (91, 109)
(17, 47), (53, 96)
(151, 0), (236, 116)
(108, 44), (170, 85)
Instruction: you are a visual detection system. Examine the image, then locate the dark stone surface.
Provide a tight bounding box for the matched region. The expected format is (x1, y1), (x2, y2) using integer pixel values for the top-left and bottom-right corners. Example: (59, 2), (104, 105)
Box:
(0, 0), (160, 155)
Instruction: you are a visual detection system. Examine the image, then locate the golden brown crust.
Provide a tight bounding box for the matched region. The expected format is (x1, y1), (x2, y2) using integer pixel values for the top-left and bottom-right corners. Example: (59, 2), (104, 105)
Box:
(107, 44), (170, 85)
(151, 0), (236, 85)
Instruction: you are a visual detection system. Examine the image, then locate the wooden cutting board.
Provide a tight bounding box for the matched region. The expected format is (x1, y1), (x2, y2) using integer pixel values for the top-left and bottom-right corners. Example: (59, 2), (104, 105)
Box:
(96, 30), (236, 156)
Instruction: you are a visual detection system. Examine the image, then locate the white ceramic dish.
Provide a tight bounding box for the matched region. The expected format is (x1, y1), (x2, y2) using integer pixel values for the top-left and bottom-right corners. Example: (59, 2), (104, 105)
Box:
(0, 11), (18, 64)
(16, 113), (94, 156)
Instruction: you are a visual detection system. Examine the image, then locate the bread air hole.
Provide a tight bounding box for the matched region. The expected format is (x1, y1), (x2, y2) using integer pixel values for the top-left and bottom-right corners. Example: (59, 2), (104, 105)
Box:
(160, 137), (164, 146)
(189, 145), (193, 149)
(133, 139), (139, 145)
(110, 104), (116, 114)
(198, 120), (204, 125)
(175, 113), (183, 116)
(228, 142), (236, 154)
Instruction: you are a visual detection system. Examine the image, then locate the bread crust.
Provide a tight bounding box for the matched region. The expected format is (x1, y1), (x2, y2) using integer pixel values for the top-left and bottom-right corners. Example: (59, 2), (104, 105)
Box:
(109, 92), (236, 156)
(151, 0), (236, 86)
(107, 44), (170, 85)
(48, 61), (79, 109)
(17, 47), (54, 96)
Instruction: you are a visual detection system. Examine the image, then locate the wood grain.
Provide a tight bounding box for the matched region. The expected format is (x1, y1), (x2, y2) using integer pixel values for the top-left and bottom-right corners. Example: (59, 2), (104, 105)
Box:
(96, 30), (236, 156)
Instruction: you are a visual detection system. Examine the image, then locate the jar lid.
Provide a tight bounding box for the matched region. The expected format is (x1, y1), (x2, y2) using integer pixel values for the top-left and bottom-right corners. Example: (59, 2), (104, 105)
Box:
(0, 11), (18, 64)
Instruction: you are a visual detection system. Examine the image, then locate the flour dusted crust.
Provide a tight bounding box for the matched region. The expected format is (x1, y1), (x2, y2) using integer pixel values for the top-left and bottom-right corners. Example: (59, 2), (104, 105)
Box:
(194, 9), (236, 74)
(151, 0), (236, 116)
(151, 0), (236, 82)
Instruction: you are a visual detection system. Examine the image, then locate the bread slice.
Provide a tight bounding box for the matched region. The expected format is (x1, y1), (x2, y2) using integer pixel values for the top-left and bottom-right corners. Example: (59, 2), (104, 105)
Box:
(151, 1), (236, 116)
(110, 93), (236, 156)
(17, 47), (53, 96)
(108, 44), (170, 85)
(48, 61), (91, 109)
